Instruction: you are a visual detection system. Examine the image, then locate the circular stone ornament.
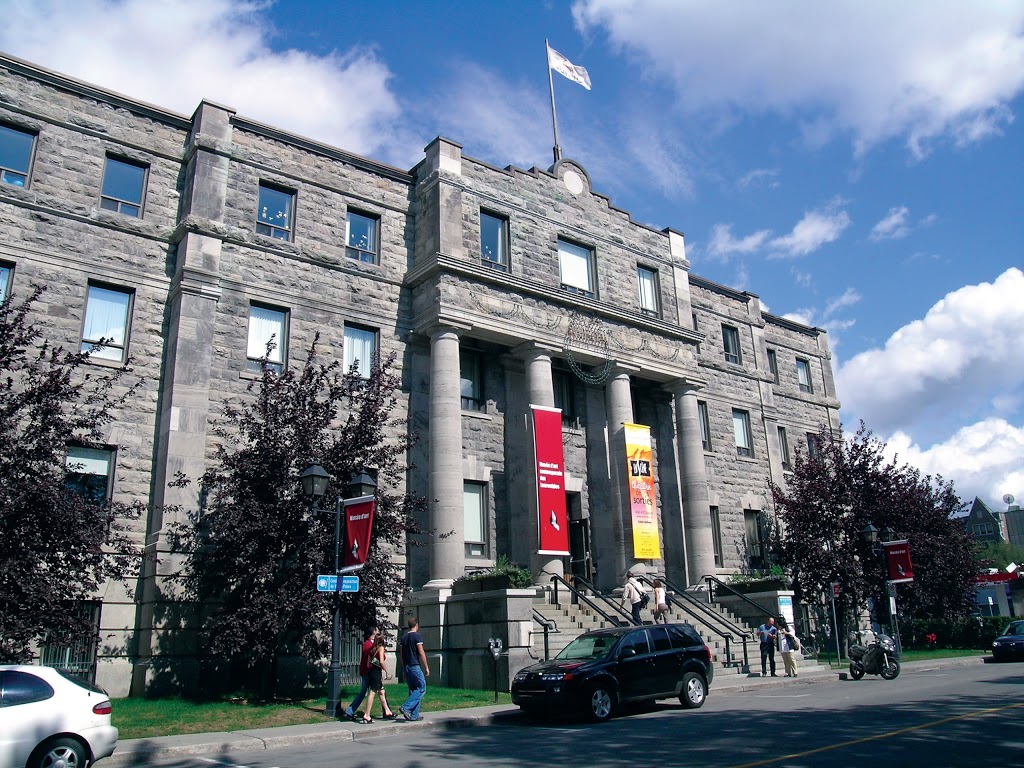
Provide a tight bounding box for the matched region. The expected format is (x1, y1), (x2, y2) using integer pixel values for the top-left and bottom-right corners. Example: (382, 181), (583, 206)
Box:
(563, 169), (585, 196)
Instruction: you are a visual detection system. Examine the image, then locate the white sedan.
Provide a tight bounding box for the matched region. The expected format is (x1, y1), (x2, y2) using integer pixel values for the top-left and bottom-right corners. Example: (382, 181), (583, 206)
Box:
(0, 665), (118, 768)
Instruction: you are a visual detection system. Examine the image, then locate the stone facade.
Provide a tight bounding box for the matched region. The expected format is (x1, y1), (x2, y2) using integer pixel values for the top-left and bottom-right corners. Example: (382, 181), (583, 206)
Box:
(0, 53), (840, 696)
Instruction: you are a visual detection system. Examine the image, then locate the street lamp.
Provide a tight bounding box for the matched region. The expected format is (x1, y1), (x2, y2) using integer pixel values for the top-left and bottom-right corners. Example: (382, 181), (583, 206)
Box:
(860, 523), (901, 654)
(300, 463), (377, 718)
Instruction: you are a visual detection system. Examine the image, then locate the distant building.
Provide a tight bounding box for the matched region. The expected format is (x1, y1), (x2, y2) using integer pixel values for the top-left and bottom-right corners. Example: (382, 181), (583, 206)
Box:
(0, 52), (840, 696)
(1003, 505), (1024, 549)
(963, 497), (1004, 544)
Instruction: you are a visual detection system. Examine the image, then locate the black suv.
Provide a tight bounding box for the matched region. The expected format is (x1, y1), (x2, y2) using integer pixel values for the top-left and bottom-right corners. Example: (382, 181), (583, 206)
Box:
(511, 623), (713, 722)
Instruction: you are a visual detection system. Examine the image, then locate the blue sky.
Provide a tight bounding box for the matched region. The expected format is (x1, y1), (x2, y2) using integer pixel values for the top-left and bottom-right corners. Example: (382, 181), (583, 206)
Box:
(2, 0), (1022, 512)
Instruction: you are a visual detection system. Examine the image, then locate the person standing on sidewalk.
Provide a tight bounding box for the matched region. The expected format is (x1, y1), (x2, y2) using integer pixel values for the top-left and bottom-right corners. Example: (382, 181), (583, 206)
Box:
(779, 624), (800, 677)
(399, 616), (429, 721)
(343, 626), (378, 720)
(756, 616), (778, 677)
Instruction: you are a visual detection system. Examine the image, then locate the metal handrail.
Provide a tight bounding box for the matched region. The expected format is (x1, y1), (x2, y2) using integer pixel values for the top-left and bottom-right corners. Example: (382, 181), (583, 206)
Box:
(571, 574), (644, 626)
(638, 575), (749, 670)
(703, 574), (777, 620)
(548, 574), (629, 627)
(531, 609), (559, 660)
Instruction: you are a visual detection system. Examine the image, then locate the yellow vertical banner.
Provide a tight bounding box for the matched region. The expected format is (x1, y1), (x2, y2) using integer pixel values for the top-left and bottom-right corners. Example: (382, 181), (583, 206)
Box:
(624, 423), (660, 560)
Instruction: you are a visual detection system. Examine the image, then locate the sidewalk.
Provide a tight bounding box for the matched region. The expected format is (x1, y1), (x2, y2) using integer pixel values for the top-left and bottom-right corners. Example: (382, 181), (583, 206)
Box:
(103, 656), (986, 766)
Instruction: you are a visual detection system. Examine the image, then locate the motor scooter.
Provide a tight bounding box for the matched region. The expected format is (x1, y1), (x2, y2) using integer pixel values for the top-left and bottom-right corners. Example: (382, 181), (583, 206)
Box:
(848, 631), (900, 680)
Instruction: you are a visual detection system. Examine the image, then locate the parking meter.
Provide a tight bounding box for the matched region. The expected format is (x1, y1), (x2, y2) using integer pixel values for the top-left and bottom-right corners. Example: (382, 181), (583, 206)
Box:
(488, 638), (503, 701)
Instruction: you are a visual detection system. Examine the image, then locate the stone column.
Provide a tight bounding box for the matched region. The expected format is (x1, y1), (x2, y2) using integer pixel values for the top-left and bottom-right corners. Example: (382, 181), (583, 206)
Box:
(605, 367), (638, 581)
(669, 381), (716, 585)
(425, 326), (464, 587)
(521, 346), (564, 583)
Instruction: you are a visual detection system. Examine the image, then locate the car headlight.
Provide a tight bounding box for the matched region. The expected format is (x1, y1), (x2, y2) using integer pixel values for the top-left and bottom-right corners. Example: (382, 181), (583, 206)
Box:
(514, 672), (529, 682)
(541, 672), (571, 681)
(992, 641), (1001, 647)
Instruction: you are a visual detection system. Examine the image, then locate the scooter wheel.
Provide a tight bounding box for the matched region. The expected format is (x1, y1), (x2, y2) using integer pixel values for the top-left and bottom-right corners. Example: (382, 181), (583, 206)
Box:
(849, 664), (865, 680)
(880, 659), (901, 680)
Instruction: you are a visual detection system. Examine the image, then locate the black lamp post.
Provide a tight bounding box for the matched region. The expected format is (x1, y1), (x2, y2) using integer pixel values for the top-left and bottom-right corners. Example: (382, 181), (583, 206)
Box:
(300, 464), (378, 718)
(860, 523), (901, 654)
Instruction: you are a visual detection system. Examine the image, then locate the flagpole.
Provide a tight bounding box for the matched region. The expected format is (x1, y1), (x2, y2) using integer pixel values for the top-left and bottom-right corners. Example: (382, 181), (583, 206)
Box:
(546, 39), (562, 164)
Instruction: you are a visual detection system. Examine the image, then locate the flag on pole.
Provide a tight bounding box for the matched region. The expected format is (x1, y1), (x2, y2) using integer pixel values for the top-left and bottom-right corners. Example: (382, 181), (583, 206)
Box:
(547, 44), (591, 90)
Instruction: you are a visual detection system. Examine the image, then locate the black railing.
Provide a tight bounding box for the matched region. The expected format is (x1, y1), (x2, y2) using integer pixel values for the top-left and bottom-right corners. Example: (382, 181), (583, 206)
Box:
(549, 574), (630, 627)
(571, 575), (642, 626)
(638, 575), (750, 671)
(703, 574), (777, 621)
(531, 609), (558, 660)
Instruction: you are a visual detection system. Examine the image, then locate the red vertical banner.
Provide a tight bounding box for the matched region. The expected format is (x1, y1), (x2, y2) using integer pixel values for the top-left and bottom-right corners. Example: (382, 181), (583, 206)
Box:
(342, 496), (376, 570)
(883, 540), (914, 584)
(532, 405), (570, 555)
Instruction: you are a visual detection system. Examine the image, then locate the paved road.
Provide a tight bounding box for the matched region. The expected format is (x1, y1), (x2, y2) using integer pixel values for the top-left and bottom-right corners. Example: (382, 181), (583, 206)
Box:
(115, 660), (1024, 768)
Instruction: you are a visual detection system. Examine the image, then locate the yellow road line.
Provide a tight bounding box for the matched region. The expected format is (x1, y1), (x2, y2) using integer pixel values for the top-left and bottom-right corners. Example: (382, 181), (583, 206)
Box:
(727, 700), (1024, 768)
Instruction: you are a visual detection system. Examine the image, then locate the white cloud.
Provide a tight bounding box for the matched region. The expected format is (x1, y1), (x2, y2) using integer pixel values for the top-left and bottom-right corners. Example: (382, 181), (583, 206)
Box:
(0, 0), (405, 160)
(768, 201), (851, 257)
(883, 419), (1024, 508)
(574, 1), (1024, 156)
(824, 288), (861, 319)
(706, 223), (771, 259)
(870, 206), (911, 241)
(837, 268), (1024, 437)
(737, 168), (780, 190)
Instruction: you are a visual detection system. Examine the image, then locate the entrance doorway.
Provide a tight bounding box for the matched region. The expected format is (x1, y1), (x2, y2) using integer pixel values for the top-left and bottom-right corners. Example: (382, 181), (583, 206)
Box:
(568, 493), (592, 582)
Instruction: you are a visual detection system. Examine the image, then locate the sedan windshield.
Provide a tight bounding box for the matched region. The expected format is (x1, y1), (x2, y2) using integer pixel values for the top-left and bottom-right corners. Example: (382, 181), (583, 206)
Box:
(556, 634), (616, 660)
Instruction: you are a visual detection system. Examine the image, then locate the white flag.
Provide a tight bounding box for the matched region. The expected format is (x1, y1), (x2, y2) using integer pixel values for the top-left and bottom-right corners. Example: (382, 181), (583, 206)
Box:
(547, 44), (591, 90)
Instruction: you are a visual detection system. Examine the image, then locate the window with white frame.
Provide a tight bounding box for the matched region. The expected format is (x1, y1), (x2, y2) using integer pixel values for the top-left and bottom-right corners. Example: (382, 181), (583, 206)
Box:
(464, 482), (487, 557)
(100, 156), (148, 217)
(767, 349), (779, 384)
(346, 210), (379, 264)
(480, 210), (508, 271)
(796, 358), (813, 393)
(256, 183), (294, 240)
(344, 325), (377, 378)
(698, 400), (712, 451)
(722, 324), (741, 364)
(0, 263), (11, 300)
(246, 304), (287, 374)
(81, 284), (132, 363)
(778, 426), (791, 470)
(733, 408), (753, 457)
(66, 446), (115, 505)
(460, 349), (483, 411)
(558, 238), (595, 298)
(710, 506), (723, 567)
(637, 266), (660, 317)
(0, 123), (35, 187)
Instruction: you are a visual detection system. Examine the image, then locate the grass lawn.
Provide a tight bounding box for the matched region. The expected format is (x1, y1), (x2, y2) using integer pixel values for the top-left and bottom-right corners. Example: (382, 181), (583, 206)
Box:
(810, 647), (987, 668)
(113, 683), (513, 740)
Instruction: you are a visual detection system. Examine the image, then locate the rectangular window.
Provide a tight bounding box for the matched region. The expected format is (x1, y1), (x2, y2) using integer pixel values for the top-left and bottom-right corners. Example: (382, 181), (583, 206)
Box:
(733, 409), (753, 458)
(558, 239), (595, 298)
(553, 369), (578, 426)
(710, 506), (723, 567)
(480, 210), (508, 272)
(0, 123), (35, 187)
(796, 358), (813, 393)
(346, 210), (379, 264)
(81, 284), (132, 363)
(637, 266), (660, 317)
(767, 349), (779, 384)
(344, 325), (377, 378)
(0, 263), (11, 300)
(246, 304), (288, 374)
(691, 312), (698, 331)
(464, 482), (487, 558)
(744, 509), (766, 570)
(100, 156), (148, 217)
(66, 446), (115, 504)
(722, 325), (741, 364)
(698, 400), (712, 451)
(806, 432), (821, 459)
(778, 426), (791, 471)
(256, 183), (294, 240)
(460, 349), (483, 411)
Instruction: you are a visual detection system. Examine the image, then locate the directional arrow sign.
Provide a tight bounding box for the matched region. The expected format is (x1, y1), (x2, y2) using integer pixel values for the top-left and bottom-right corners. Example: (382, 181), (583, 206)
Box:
(316, 575), (360, 593)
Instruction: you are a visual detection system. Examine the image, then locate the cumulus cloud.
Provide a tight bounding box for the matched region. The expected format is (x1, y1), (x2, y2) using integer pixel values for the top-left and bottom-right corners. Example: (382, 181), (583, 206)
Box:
(0, 0), (405, 160)
(768, 202), (851, 257)
(573, 0), (1024, 156)
(836, 268), (1024, 438)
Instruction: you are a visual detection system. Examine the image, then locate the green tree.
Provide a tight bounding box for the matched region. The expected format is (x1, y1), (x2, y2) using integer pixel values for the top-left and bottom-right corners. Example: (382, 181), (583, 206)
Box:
(976, 539), (1024, 571)
(0, 286), (141, 662)
(170, 338), (426, 697)
(771, 423), (976, 641)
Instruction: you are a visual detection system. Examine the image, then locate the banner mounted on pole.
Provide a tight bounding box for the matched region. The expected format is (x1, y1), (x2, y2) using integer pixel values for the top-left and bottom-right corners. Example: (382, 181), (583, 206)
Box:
(624, 423), (660, 560)
(342, 495), (376, 572)
(883, 539), (914, 584)
(532, 405), (570, 556)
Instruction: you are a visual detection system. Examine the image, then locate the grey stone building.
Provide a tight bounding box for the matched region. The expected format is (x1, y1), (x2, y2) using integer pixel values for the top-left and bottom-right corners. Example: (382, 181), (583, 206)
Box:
(0, 53), (840, 696)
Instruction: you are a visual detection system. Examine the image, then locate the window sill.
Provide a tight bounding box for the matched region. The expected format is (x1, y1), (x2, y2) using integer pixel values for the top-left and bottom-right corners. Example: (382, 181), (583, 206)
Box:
(83, 355), (128, 369)
(462, 409), (492, 421)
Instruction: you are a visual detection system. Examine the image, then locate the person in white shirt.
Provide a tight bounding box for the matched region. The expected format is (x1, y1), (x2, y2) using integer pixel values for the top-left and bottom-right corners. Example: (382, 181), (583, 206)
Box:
(620, 572), (646, 624)
(779, 625), (800, 677)
(652, 578), (669, 624)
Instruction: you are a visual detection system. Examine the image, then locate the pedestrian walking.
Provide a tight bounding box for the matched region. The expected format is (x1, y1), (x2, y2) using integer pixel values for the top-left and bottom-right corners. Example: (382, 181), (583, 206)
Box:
(360, 634), (396, 723)
(398, 616), (429, 721)
(756, 616), (778, 677)
(342, 626), (378, 720)
(619, 571), (647, 624)
(652, 578), (669, 624)
(779, 625), (800, 677)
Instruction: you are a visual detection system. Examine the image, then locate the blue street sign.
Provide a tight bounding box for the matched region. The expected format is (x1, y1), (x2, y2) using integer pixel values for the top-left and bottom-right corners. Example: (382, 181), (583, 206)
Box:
(316, 575), (360, 593)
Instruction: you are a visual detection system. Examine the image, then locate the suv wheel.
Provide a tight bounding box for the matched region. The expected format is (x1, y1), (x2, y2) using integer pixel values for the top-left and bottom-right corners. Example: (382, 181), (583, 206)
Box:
(679, 671), (706, 709)
(586, 684), (615, 722)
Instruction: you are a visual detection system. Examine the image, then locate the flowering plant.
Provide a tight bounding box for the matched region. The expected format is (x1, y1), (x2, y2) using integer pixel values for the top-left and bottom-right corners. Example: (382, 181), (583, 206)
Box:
(925, 632), (937, 646)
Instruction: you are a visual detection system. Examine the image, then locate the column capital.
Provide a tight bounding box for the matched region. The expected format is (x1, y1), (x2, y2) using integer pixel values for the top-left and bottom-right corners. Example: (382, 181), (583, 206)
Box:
(511, 341), (561, 362)
(664, 377), (708, 397)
